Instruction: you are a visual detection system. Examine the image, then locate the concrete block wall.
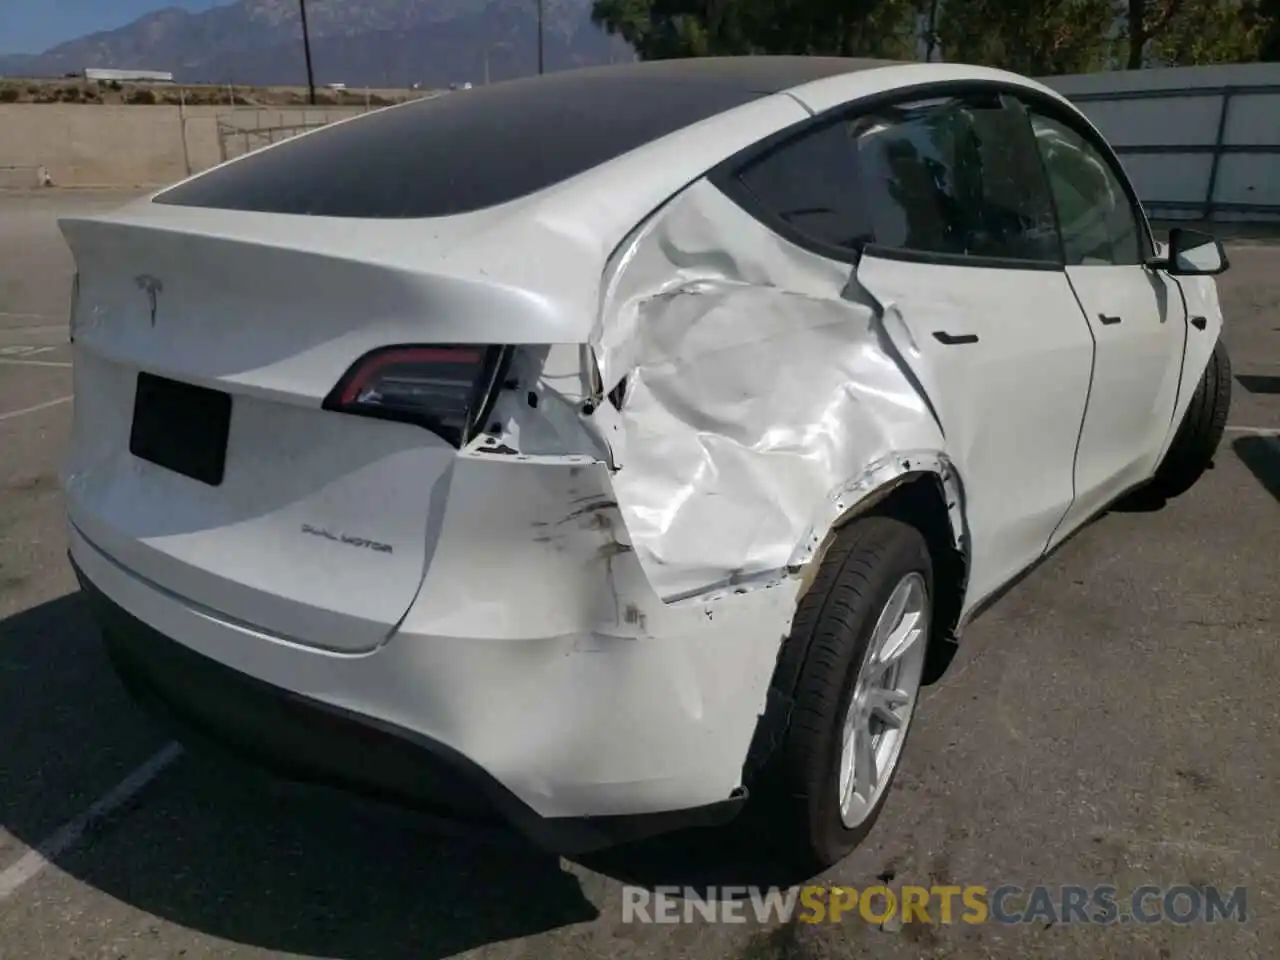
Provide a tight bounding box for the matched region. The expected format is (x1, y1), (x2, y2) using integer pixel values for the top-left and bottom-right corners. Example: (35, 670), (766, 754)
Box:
(0, 104), (366, 188)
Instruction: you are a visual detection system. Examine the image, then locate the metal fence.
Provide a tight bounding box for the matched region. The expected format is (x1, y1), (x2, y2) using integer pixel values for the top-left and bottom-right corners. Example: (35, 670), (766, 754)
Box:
(212, 94), (439, 165)
(214, 112), (366, 164)
(216, 117), (333, 163)
(1066, 83), (1280, 222)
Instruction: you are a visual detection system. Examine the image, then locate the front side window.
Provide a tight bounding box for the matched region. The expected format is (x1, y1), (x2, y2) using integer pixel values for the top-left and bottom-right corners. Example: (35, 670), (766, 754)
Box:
(853, 96), (1061, 263)
(1027, 112), (1144, 266)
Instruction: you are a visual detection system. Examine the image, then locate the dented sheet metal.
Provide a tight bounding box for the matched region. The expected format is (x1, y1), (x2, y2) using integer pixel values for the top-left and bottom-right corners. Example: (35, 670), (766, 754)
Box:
(594, 180), (951, 602)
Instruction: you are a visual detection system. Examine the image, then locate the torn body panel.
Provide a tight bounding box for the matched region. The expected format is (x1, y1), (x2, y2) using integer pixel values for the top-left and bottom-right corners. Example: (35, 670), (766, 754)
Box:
(67, 316), (803, 818)
(592, 179), (965, 604)
(472, 344), (607, 460)
(70, 435), (800, 818)
(390, 451), (798, 814)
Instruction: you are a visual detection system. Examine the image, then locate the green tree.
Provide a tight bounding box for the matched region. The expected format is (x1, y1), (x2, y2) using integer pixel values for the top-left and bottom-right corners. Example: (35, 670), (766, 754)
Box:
(1243, 0), (1280, 59)
(592, 0), (1280, 71)
(589, 0), (780, 59)
(748, 0), (923, 57)
(590, 0), (922, 60)
(1147, 0), (1264, 64)
(1124, 0), (1187, 68)
(937, 0), (1114, 75)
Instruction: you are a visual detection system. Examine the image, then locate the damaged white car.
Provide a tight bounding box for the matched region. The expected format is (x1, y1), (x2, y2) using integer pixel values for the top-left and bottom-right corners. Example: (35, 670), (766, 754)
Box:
(61, 57), (1232, 870)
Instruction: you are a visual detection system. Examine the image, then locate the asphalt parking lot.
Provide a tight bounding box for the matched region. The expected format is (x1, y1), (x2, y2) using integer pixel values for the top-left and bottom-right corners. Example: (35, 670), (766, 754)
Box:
(1, 189), (1277, 960)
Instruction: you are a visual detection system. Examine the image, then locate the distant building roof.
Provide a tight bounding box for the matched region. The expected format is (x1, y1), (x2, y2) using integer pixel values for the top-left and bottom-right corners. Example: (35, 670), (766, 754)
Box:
(84, 68), (175, 82)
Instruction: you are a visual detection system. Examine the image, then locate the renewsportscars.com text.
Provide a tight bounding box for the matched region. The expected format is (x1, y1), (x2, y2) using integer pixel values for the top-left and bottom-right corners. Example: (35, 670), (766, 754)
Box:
(622, 884), (1248, 926)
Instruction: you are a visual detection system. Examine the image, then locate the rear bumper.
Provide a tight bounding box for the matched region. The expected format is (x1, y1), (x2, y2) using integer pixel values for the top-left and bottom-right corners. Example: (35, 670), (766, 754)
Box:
(74, 555), (747, 854)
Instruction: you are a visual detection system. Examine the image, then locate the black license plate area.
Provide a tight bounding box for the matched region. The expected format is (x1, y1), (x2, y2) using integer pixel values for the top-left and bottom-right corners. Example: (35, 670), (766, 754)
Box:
(129, 372), (232, 486)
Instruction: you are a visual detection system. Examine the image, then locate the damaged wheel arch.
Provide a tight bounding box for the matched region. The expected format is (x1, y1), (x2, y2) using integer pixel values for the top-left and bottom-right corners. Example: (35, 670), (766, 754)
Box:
(809, 468), (969, 680)
(741, 465), (969, 794)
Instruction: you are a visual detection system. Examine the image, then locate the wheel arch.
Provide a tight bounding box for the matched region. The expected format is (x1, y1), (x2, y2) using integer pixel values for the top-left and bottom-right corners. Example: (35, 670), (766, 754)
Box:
(739, 459), (970, 792)
(792, 457), (971, 683)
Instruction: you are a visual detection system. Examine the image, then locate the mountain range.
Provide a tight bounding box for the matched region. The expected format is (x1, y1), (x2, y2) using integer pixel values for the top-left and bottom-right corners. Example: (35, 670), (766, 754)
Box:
(0, 0), (634, 88)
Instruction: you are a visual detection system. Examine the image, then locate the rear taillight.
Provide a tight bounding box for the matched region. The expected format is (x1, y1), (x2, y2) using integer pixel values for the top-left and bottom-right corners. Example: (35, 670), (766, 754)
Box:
(322, 344), (511, 447)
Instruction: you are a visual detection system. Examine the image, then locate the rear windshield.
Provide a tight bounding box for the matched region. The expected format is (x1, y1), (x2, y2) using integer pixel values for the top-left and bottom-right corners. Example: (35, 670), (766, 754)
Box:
(155, 73), (761, 219)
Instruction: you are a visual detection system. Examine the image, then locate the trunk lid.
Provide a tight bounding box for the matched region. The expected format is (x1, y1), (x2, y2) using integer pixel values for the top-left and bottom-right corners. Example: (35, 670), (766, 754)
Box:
(59, 210), (571, 653)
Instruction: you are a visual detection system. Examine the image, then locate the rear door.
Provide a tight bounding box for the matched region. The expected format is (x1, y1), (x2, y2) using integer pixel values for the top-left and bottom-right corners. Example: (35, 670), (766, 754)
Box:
(725, 91), (1096, 607)
(1024, 108), (1188, 544)
(846, 93), (1095, 605)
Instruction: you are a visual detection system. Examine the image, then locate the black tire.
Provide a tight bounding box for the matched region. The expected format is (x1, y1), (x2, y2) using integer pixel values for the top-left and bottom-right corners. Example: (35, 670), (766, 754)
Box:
(1150, 337), (1233, 499)
(755, 516), (933, 872)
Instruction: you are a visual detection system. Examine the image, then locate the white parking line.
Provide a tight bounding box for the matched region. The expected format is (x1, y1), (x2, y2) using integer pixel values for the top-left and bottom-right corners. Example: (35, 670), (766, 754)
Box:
(0, 358), (72, 369)
(1225, 426), (1280, 435)
(0, 396), (73, 422)
(0, 324), (65, 335)
(0, 742), (184, 902)
(0, 311), (52, 321)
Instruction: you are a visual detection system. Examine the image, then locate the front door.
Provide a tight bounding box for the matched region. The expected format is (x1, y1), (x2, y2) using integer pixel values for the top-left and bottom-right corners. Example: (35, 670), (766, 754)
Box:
(1025, 109), (1188, 544)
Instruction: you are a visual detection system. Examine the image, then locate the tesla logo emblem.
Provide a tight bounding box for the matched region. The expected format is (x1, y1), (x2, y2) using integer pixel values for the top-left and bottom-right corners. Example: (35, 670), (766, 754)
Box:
(134, 274), (163, 327)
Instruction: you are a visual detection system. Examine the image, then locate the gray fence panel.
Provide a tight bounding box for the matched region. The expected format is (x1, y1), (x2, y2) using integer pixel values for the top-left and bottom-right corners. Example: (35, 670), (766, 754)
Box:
(1063, 82), (1280, 222)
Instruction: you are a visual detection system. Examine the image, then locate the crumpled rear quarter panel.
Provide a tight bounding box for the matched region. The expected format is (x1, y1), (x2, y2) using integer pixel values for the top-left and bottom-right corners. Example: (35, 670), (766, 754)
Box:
(593, 179), (955, 603)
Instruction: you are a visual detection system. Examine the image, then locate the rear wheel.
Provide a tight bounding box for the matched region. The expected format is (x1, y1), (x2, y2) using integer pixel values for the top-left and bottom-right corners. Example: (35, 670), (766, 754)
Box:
(1150, 337), (1233, 499)
(758, 516), (932, 872)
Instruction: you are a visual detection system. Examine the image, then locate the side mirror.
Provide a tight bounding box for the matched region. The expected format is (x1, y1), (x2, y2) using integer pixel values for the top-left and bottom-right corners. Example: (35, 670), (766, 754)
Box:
(1158, 228), (1229, 276)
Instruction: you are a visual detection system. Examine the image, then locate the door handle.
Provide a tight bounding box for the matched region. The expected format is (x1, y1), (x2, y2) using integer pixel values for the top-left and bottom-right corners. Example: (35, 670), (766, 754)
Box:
(1190, 315), (1207, 330)
(1099, 314), (1122, 325)
(932, 331), (979, 345)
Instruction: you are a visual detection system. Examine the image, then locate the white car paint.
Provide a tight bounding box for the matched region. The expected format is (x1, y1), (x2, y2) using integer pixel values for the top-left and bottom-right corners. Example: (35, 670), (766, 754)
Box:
(854, 254), (1095, 608)
(1051, 263), (1187, 537)
(1167, 270), (1227, 445)
(60, 60), (1226, 831)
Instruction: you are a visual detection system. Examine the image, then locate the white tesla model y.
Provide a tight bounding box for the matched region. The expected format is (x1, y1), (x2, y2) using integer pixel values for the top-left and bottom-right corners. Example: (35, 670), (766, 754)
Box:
(61, 57), (1232, 870)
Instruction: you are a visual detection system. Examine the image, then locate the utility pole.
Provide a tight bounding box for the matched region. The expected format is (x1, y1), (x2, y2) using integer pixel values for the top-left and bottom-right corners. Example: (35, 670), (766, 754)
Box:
(537, 0), (545, 75)
(299, 0), (316, 105)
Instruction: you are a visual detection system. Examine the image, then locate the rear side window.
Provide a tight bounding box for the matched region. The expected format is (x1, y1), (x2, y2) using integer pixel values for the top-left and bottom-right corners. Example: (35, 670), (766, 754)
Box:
(737, 120), (874, 251)
(854, 96), (1061, 263)
(155, 74), (761, 218)
(726, 92), (1061, 265)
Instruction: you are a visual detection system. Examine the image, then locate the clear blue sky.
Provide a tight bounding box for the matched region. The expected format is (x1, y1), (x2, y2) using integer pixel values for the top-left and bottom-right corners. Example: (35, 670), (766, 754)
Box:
(0, 0), (228, 54)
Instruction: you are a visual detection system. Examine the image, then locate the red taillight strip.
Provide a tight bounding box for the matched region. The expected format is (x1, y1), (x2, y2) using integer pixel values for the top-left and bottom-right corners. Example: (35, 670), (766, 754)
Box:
(337, 346), (484, 405)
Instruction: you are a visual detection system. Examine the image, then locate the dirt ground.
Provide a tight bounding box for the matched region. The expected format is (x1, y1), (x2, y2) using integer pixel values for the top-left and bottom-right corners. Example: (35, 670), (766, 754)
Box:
(0, 77), (430, 108)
